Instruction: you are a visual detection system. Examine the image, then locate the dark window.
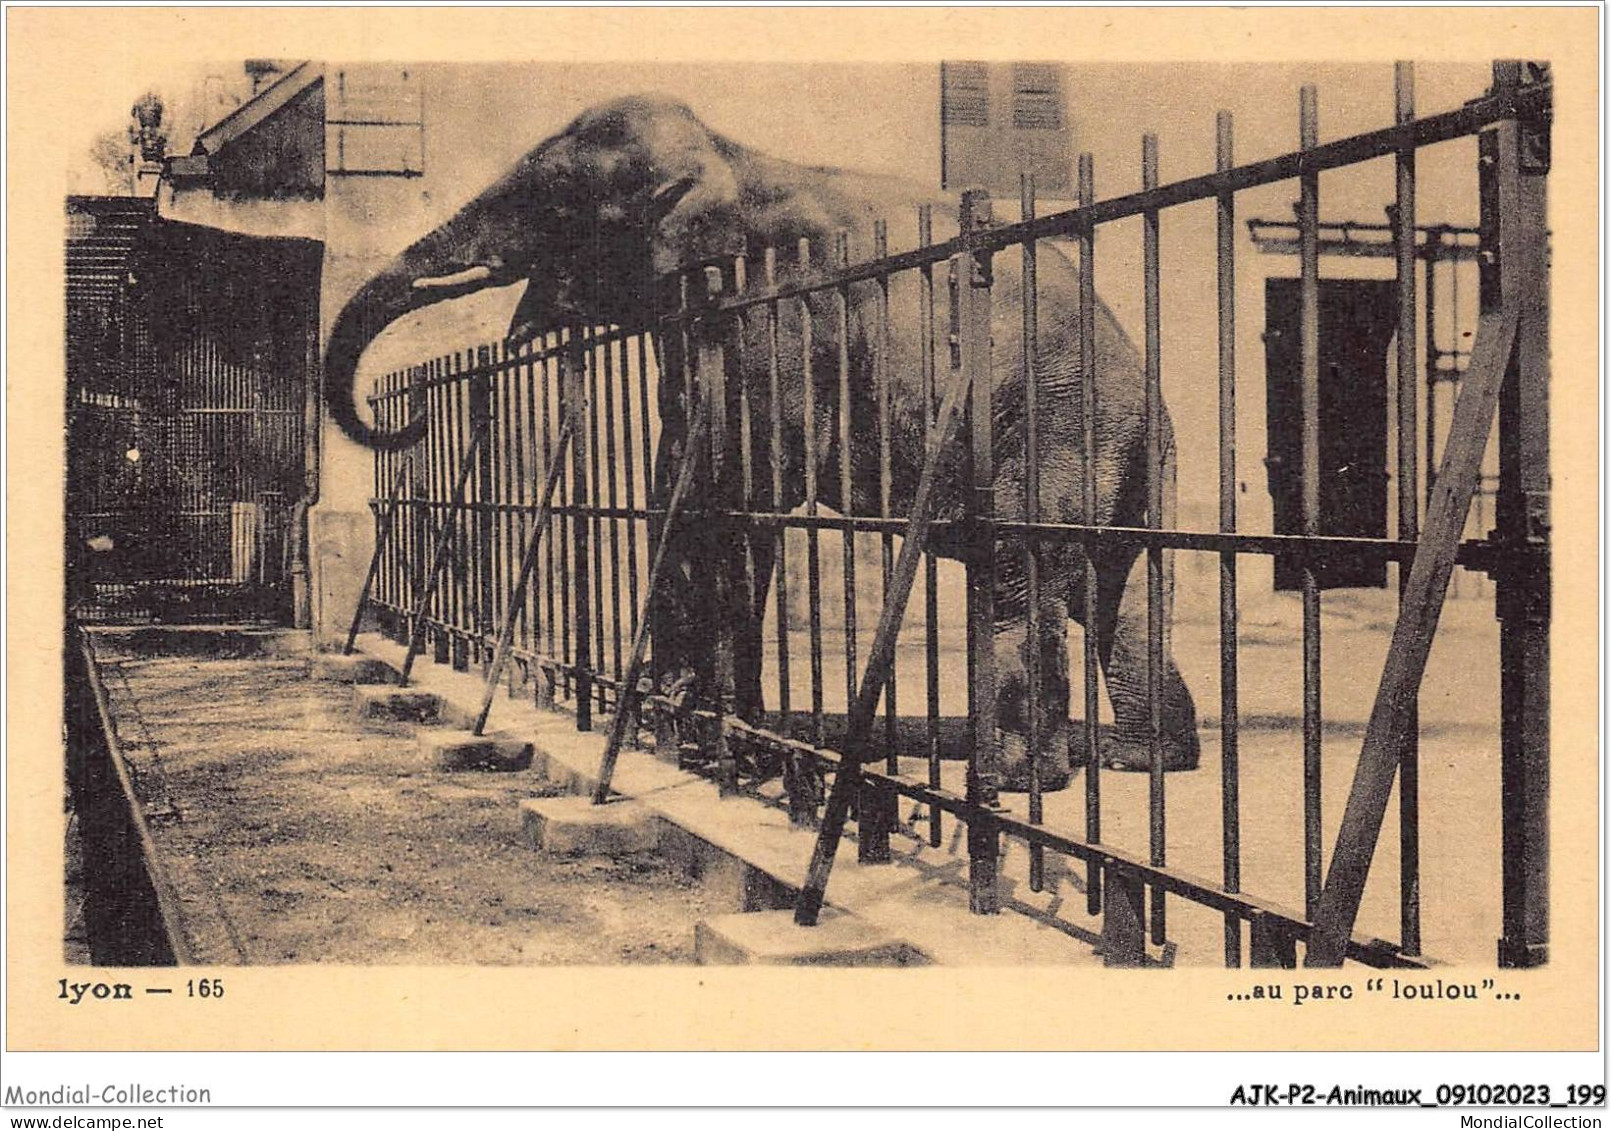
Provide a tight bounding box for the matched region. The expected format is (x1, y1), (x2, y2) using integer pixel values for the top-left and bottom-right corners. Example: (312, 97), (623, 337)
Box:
(942, 62), (990, 128)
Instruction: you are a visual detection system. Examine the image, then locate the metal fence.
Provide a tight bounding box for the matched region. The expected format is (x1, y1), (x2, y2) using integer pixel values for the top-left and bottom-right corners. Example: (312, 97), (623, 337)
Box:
(364, 62), (1550, 968)
(66, 209), (315, 623)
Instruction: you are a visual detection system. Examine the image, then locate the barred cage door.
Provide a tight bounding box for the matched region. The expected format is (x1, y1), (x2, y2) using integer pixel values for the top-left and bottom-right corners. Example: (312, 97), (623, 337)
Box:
(65, 212), (319, 622)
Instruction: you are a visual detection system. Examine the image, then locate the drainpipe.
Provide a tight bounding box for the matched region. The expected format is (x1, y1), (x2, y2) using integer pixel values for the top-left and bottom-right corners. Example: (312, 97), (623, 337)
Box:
(289, 303), (321, 628)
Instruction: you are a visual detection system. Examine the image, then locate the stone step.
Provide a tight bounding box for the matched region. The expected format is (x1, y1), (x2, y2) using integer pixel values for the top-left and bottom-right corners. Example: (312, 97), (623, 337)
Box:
(518, 796), (659, 856)
(352, 684), (445, 724)
(312, 653), (398, 684)
(420, 731), (535, 772)
(694, 909), (925, 966)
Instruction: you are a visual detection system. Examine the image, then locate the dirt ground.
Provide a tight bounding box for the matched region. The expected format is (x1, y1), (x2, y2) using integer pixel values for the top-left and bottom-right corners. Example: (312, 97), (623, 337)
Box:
(94, 650), (716, 965)
(88, 575), (1503, 967)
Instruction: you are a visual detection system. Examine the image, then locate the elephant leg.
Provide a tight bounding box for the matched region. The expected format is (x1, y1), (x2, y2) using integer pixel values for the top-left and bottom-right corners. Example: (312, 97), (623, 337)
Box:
(992, 544), (1076, 793)
(1094, 549), (1201, 773)
(648, 436), (717, 753)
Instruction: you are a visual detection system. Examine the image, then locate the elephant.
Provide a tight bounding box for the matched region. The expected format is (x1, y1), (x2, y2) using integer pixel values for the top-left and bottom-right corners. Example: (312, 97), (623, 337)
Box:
(322, 93), (1201, 785)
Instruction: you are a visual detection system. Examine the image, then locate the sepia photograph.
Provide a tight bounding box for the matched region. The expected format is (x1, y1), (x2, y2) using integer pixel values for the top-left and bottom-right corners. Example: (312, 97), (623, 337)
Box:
(6, 3), (1603, 1112)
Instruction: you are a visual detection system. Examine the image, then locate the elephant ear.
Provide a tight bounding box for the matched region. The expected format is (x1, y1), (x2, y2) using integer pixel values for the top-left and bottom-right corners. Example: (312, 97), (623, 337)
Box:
(642, 162), (741, 273)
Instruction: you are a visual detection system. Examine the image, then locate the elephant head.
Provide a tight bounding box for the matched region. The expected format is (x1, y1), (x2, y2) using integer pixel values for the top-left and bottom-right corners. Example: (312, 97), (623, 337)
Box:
(323, 95), (737, 450)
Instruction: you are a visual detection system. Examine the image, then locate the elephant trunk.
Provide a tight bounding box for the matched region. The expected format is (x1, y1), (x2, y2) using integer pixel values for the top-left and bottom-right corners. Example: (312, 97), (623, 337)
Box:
(322, 265), (430, 451)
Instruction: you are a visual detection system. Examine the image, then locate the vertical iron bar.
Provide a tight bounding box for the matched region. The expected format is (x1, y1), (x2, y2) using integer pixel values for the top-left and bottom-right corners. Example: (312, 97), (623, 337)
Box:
(546, 344), (563, 702)
(961, 189), (1000, 915)
(374, 372), (387, 618)
(1424, 233), (1440, 515)
(1299, 84), (1325, 921)
(448, 353), (466, 663)
(1020, 174), (1046, 892)
(919, 205), (943, 847)
(409, 364), (428, 648)
(512, 344), (530, 657)
(1078, 153), (1102, 916)
(429, 359), (446, 664)
(586, 326), (607, 713)
(1143, 133), (1167, 946)
(491, 348), (507, 665)
(617, 334), (643, 745)
(835, 233), (859, 736)
(602, 324), (625, 694)
(700, 268), (739, 795)
(799, 239), (826, 752)
(1492, 61), (1550, 969)
(502, 344), (519, 681)
(1393, 61), (1423, 958)
(372, 373), (387, 622)
(858, 220), (897, 864)
(766, 248), (806, 823)
(1217, 111), (1243, 967)
(619, 335), (641, 664)
(874, 220), (898, 780)
(734, 256), (759, 737)
(566, 329), (593, 730)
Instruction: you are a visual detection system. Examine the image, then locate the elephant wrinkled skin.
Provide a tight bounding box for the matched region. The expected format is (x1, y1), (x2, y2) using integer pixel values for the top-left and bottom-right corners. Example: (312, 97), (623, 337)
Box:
(323, 94), (1201, 785)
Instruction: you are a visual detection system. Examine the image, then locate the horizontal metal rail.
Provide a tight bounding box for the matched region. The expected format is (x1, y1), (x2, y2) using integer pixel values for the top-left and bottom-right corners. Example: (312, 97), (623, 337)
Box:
(363, 499), (1514, 569)
(640, 83), (1547, 320)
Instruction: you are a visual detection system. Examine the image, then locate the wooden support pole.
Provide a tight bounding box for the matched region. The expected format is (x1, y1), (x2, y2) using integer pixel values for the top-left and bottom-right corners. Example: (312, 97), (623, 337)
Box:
(1250, 914), (1298, 968)
(470, 414), (576, 736)
(1392, 60), (1424, 958)
(792, 194), (998, 928)
(1101, 866), (1148, 967)
(399, 423), (489, 686)
(592, 392), (713, 803)
(344, 456), (413, 655)
(1305, 308), (1516, 966)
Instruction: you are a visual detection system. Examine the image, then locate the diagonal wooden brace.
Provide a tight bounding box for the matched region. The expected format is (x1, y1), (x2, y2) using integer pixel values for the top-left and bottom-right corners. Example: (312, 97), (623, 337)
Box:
(1305, 308), (1517, 966)
(399, 422), (490, 686)
(590, 387), (714, 803)
(471, 413), (577, 736)
(792, 275), (986, 926)
(344, 456), (414, 655)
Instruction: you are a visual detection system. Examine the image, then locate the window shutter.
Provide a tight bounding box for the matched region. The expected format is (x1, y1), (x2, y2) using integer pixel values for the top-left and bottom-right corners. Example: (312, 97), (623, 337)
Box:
(1012, 64), (1064, 131)
(942, 62), (990, 128)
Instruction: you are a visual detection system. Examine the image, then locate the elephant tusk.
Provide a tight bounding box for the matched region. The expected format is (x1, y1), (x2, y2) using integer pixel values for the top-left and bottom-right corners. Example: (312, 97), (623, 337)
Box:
(412, 264), (495, 290)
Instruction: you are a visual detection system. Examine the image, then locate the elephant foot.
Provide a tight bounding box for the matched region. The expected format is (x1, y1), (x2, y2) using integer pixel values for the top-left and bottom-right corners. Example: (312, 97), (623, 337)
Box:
(996, 731), (1075, 794)
(1099, 731), (1201, 773)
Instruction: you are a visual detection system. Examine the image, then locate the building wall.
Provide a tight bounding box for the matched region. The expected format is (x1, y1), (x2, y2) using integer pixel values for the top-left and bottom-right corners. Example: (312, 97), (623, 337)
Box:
(312, 60), (1496, 640)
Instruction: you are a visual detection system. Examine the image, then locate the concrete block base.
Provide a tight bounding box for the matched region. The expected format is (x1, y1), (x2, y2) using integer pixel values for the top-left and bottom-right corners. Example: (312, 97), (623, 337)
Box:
(660, 824), (795, 912)
(352, 685), (442, 724)
(694, 909), (924, 967)
(312, 653), (396, 684)
(519, 797), (659, 856)
(421, 731), (534, 772)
